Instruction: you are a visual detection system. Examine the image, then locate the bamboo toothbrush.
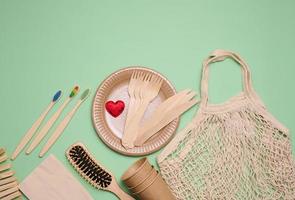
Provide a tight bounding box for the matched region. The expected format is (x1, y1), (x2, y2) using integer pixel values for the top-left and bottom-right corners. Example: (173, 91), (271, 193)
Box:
(26, 86), (79, 154)
(39, 89), (90, 157)
(11, 90), (62, 160)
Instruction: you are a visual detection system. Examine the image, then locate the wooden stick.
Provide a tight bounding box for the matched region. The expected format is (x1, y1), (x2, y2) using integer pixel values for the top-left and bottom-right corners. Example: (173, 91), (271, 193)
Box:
(11, 102), (54, 160)
(0, 171), (14, 180)
(0, 177), (16, 186)
(0, 181), (18, 192)
(0, 154), (7, 163)
(26, 98), (70, 154)
(0, 164), (11, 172)
(0, 148), (5, 156)
(0, 186), (18, 198)
(1, 190), (21, 200)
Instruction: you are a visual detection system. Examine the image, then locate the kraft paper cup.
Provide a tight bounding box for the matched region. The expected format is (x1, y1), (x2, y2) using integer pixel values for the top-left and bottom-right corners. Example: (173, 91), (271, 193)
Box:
(128, 166), (155, 190)
(134, 172), (176, 200)
(121, 157), (153, 187)
(131, 169), (158, 192)
(122, 157), (176, 200)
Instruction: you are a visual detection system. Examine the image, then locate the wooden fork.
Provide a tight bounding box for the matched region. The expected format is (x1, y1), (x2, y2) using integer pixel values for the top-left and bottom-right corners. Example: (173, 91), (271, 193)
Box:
(122, 73), (163, 149)
(123, 71), (149, 148)
(125, 71), (141, 126)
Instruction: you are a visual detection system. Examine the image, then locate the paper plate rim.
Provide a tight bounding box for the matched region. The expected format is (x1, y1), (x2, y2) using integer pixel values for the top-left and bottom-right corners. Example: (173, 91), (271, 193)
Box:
(92, 66), (179, 156)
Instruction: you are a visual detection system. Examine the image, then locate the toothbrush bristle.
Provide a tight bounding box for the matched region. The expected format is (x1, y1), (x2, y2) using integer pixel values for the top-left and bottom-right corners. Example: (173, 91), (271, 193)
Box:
(69, 86), (80, 98)
(52, 90), (62, 102)
(80, 89), (90, 100)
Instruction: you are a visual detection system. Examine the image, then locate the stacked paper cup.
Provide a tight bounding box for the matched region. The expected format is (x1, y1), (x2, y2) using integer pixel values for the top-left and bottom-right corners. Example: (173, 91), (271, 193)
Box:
(121, 158), (175, 200)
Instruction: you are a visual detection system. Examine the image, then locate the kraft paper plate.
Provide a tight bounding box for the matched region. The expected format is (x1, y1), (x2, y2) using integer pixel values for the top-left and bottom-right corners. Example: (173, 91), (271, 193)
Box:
(92, 67), (179, 156)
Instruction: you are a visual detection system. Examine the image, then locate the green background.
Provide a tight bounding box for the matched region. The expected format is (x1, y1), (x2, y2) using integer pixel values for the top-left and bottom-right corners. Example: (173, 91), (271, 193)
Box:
(1, 0), (295, 199)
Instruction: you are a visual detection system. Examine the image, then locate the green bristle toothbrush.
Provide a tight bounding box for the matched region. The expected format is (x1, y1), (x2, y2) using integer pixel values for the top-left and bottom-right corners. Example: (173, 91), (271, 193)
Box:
(11, 90), (62, 160)
(39, 89), (91, 157)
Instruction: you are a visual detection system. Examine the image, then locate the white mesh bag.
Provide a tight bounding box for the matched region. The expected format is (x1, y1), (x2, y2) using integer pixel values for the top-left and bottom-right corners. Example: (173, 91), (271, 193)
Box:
(157, 50), (295, 200)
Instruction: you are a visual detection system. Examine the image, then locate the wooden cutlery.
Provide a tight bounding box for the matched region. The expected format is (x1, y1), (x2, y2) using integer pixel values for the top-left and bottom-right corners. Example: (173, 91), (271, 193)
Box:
(134, 89), (199, 146)
(122, 70), (198, 149)
(124, 71), (143, 127)
(135, 94), (199, 146)
(122, 71), (163, 149)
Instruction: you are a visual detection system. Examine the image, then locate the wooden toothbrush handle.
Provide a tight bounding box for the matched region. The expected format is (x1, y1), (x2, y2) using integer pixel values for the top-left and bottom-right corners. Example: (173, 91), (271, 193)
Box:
(39, 101), (81, 157)
(108, 181), (135, 200)
(11, 102), (54, 160)
(26, 98), (70, 154)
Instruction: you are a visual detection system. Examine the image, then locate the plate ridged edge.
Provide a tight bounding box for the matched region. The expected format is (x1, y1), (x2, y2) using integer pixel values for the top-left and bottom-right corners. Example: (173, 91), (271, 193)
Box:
(92, 66), (179, 156)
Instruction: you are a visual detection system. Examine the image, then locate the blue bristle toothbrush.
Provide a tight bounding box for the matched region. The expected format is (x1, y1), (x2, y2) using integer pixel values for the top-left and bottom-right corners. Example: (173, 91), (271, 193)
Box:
(39, 89), (90, 157)
(26, 86), (79, 154)
(11, 90), (62, 160)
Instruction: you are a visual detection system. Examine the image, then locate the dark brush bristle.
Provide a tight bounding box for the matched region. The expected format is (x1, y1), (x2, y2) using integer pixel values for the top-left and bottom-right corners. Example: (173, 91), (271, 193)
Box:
(68, 145), (112, 188)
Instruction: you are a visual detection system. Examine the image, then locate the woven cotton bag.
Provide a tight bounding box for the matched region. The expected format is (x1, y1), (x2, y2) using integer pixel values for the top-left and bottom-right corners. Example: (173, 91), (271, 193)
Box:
(157, 50), (295, 199)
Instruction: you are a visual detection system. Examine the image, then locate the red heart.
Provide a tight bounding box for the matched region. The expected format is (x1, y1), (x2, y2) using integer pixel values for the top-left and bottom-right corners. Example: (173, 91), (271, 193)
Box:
(105, 100), (125, 118)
